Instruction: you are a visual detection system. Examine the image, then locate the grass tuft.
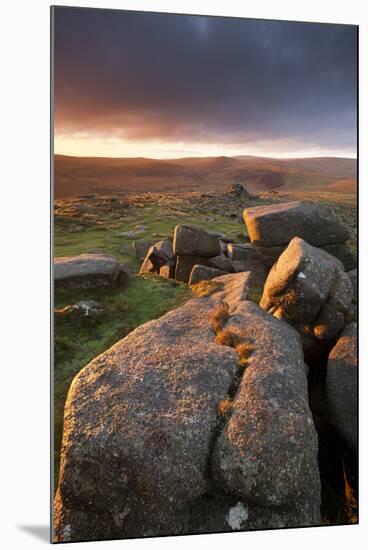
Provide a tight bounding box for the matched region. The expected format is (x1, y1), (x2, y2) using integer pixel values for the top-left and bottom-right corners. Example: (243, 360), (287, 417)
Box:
(215, 328), (235, 347)
(235, 342), (255, 367)
(191, 279), (224, 298)
(210, 301), (229, 334)
(217, 398), (233, 419)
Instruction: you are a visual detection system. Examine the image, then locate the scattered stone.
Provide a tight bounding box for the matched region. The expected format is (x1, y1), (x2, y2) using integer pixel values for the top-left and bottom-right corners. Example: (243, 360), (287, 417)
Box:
(225, 183), (252, 197)
(139, 239), (174, 275)
(117, 229), (145, 238)
(189, 265), (227, 285)
(326, 323), (357, 453)
(173, 224), (221, 258)
(54, 254), (130, 290)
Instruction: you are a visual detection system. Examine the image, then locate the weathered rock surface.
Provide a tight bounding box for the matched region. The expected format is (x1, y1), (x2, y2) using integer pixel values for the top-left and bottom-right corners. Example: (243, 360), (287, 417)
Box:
(54, 254), (130, 290)
(212, 301), (321, 528)
(54, 293), (321, 541)
(226, 243), (253, 262)
(322, 243), (356, 271)
(189, 265), (227, 285)
(260, 238), (353, 339)
(139, 239), (174, 275)
(244, 201), (350, 248)
(54, 299), (240, 541)
(173, 224), (221, 257)
(175, 255), (207, 283)
(207, 254), (234, 273)
(209, 271), (267, 311)
(326, 323), (357, 453)
(348, 269), (357, 304)
(226, 183), (252, 197)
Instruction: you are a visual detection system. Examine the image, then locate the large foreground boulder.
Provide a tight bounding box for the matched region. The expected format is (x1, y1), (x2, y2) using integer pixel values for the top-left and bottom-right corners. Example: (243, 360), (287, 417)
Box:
(173, 224), (221, 257)
(54, 294), (321, 541)
(54, 299), (239, 541)
(212, 302), (321, 528)
(54, 254), (130, 290)
(326, 323), (357, 454)
(244, 201), (350, 266)
(260, 238), (353, 342)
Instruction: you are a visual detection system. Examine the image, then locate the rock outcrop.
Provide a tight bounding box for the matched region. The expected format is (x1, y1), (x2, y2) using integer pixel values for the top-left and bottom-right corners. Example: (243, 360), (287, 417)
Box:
(260, 238), (353, 343)
(326, 323), (357, 454)
(139, 239), (175, 275)
(225, 183), (252, 198)
(243, 201), (352, 266)
(138, 223), (270, 285)
(54, 294), (321, 541)
(54, 254), (131, 290)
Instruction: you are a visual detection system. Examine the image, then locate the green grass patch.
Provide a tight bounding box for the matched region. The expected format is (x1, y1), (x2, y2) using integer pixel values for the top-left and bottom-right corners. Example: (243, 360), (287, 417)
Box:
(53, 274), (191, 487)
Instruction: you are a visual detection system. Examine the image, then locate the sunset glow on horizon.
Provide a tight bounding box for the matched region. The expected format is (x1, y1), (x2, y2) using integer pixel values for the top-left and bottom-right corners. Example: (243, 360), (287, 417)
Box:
(54, 134), (357, 160)
(54, 8), (357, 161)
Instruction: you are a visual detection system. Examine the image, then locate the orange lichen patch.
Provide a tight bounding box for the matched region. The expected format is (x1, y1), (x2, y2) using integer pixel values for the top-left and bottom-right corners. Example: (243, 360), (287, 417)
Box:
(210, 301), (230, 334)
(217, 398), (233, 418)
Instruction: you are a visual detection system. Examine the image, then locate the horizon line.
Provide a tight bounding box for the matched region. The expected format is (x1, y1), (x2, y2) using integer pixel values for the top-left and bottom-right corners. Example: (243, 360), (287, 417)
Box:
(54, 152), (357, 161)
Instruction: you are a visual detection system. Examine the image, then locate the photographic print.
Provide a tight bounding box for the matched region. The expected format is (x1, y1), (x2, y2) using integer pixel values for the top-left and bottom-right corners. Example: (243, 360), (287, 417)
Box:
(52, 6), (358, 543)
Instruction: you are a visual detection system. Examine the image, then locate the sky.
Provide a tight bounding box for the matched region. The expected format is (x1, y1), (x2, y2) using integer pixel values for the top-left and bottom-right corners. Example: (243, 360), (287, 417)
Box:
(53, 7), (357, 159)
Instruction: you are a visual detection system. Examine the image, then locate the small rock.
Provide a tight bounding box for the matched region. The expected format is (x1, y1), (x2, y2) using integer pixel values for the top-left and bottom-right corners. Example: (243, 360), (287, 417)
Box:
(140, 239), (174, 275)
(117, 229), (145, 238)
(189, 265), (227, 285)
(173, 224), (221, 258)
(54, 254), (130, 290)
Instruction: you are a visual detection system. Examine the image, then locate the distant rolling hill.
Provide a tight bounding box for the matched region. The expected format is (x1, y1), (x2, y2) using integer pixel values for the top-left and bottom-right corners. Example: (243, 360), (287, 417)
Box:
(54, 154), (357, 198)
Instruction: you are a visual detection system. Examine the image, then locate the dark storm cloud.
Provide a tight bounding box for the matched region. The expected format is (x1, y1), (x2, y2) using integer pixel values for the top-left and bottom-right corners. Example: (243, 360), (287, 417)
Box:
(54, 7), (357, 151)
